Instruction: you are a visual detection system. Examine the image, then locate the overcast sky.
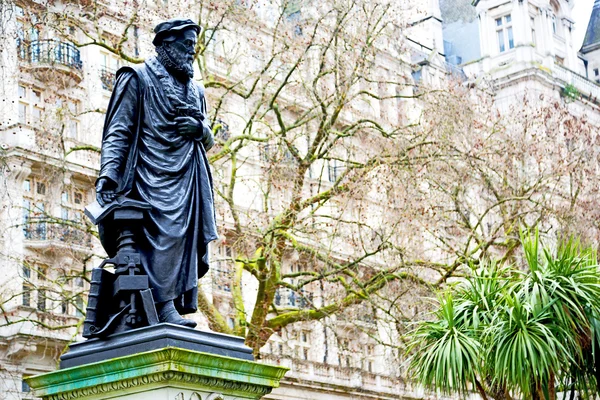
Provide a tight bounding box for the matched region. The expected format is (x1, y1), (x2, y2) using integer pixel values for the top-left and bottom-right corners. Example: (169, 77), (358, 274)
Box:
(573, 0), (595, 49)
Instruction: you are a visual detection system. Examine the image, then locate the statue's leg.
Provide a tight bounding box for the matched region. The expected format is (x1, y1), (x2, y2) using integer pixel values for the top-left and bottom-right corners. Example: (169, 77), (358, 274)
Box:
(156, 300), (197, 328)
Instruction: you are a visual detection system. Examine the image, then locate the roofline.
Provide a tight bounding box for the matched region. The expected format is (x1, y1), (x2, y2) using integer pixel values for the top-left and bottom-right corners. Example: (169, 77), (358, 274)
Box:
(581, 42), (600, 54)
(409, 15), (443, 27)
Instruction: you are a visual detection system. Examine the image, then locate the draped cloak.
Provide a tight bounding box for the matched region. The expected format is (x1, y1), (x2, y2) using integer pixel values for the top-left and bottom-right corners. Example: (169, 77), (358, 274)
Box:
(98, 56), (218, 314)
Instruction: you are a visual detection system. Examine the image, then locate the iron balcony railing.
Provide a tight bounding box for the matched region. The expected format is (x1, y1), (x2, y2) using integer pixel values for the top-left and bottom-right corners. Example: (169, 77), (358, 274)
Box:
(214, 119), (231, 141)
(328, 165), (346, 183)
(24, 219), (91, 248)
(274, 287), (313, 309)
(212, 264), (232, 293)
(18, 39), (83, 71)
(99, 65), (117, 91)
(260, 144), (296, 164)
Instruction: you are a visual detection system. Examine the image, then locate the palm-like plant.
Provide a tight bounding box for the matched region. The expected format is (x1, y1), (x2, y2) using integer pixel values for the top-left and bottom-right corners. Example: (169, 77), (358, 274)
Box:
(485, 294), (573, 400)
(408, 292), (483, 397)
(408, 229), (600, 400)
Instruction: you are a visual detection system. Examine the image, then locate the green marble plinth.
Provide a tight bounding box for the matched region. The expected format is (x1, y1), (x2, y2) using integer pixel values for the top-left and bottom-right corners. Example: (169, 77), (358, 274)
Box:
(25, 347), (288, 400)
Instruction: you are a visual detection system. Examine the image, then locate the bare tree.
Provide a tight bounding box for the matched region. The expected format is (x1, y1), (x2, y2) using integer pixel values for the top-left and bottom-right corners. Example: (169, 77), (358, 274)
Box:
(6, 0), (598, 365)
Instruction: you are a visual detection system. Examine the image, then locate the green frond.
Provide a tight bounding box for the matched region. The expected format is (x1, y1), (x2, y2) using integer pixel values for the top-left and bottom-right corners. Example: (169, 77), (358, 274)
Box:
(407, 292), (482, 395)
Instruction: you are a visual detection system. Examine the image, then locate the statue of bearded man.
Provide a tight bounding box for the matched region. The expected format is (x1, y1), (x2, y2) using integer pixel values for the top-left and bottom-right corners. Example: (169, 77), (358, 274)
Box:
(95, 19), (218, 328)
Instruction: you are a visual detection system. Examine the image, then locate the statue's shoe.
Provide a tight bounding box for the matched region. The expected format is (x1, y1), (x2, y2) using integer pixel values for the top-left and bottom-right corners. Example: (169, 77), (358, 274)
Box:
(157, 300), (198, 328)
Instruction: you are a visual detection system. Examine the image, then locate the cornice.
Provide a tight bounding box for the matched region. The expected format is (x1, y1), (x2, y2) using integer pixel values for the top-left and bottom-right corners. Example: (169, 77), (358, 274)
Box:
(26, 347), (289, 400)
(42, 371), (272, 400)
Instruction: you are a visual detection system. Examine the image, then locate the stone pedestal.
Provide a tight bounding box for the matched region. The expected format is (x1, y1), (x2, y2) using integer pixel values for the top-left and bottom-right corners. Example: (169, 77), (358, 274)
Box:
(25, 324), (288, 400)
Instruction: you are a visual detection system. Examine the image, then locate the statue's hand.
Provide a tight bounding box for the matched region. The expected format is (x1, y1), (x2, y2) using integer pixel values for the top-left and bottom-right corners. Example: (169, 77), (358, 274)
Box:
(200, 119), (215, 150)
(175, 116), (201, 139)
(96, 177), (118, 207)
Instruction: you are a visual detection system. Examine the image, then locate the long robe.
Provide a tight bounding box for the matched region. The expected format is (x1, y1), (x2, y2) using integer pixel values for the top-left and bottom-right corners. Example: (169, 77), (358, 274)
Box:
(98, 56), (218, 314)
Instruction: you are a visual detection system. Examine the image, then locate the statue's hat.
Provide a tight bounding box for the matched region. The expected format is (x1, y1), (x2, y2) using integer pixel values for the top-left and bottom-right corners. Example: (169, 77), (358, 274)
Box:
(153, 18), (201, 46)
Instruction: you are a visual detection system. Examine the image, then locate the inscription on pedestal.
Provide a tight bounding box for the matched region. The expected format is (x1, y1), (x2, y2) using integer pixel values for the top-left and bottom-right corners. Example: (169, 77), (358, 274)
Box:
(174, 392), (225, 400)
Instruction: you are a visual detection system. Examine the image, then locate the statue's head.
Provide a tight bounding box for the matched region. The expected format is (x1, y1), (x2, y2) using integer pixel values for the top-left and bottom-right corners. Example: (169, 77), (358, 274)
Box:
(153, 19), (201, 80)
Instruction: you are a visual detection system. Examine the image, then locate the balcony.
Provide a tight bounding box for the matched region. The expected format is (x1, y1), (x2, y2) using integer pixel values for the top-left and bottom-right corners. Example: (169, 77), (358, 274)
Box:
(327, 165), (346, 183)
(24, 219), (92, 252)
(260, 144), (297, 165)
(553, 64), (600, 105)
(99, 66), (117, 91)
(274, 288), (313, 309)
(260, 354), (404, 395)
(211, 264), (232, 293)
(18, 40), (83, 85)
(214, 119), (231, 142)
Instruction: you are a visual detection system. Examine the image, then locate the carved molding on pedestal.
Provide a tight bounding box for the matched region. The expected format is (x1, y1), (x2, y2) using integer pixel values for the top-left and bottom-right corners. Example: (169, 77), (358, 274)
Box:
(27, 344), (288, 400)
(43, 371), (271, 400)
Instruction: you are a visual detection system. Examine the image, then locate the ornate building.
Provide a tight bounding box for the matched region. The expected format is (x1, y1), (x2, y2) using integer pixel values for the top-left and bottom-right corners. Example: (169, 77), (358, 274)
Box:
(581, 0), (600, 82)
(443, 0), (599, 116)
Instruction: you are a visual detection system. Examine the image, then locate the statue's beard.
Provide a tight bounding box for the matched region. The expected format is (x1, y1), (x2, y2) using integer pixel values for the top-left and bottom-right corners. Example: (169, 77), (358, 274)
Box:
(156, 44), (194, 80)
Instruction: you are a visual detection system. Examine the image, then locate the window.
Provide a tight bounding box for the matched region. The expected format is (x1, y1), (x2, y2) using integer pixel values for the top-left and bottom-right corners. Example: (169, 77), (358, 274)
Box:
(552, 13), (557, 34)
(284, 0), (303, 35)
(23, 178), (48, 240)
(32, 106), (41, 123)
(301, 330), (309, 343)
(22, 264), (31, 279)
(32, 90), (42, 122)
(284, 0), (301, 19)
(18, 102), (27, 124)
(22, 284), (31, 306)
(531, 17), (536, 46)
(59, 98), (81, 140)
(22, 199), (30, 238)
(36, 181), (46, 196)
(594, 68), (599, 77)
(38, 265), (47, 281)
(17, 85), (44, 126)
(212, 244), (234, 293)
(75, 295), (84, 317)
(328, 160), (345, 183)
(21, 380), (30, 393)
(100, 52), (121, 91)
(68, 120), (79, 139)
(59, 186), (87, 239)
(495, 15), (514, 53)
(37, 289), (46, 311)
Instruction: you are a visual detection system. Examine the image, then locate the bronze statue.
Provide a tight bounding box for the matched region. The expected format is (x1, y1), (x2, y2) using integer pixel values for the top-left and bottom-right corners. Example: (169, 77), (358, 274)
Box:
(84, 19), (217, 336)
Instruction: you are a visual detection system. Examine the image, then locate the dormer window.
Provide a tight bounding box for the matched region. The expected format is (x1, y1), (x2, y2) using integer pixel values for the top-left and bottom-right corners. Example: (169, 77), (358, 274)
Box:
(496, 15), (514, 53)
